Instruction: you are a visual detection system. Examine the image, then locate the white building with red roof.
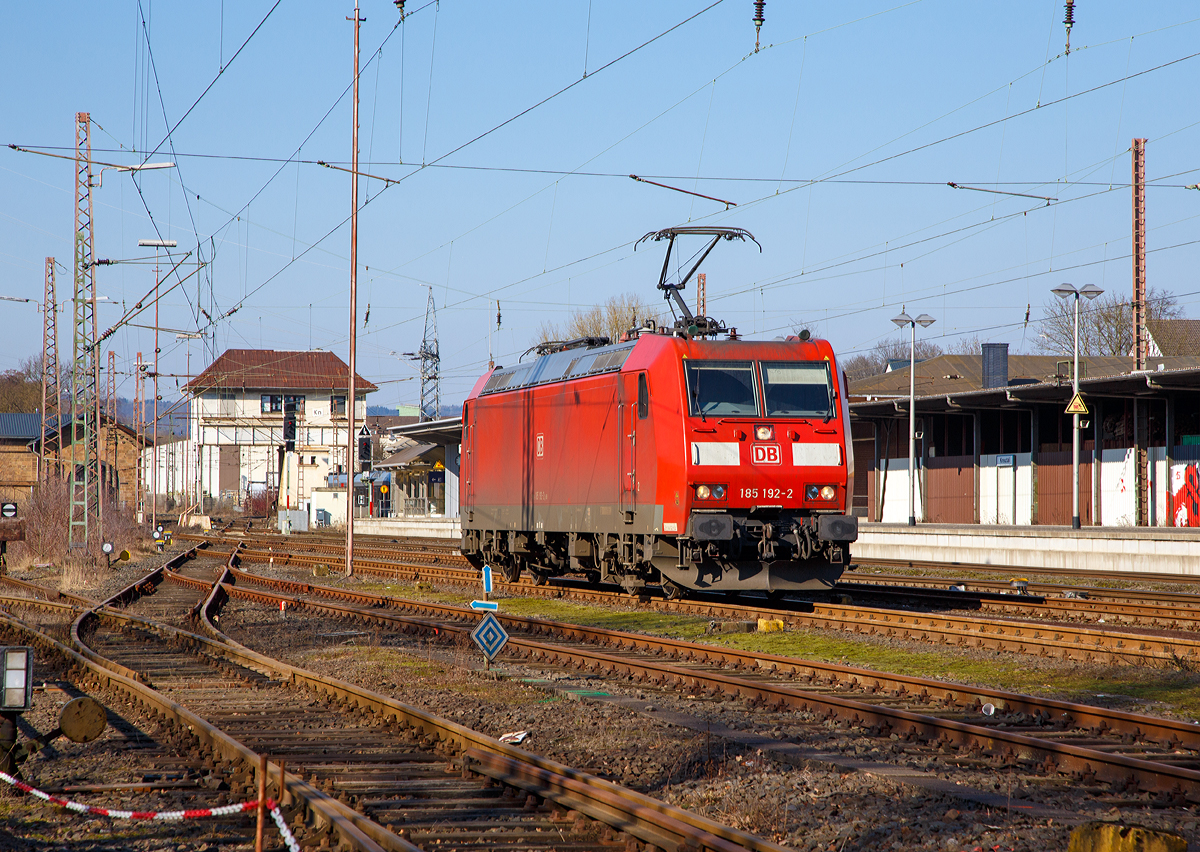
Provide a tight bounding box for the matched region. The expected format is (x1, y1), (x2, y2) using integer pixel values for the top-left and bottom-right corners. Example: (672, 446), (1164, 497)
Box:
(173, 349), (377, 515)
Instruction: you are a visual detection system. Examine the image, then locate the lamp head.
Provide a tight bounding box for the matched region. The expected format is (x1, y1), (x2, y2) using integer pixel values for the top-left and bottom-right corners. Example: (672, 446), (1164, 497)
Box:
(1051, 283), (1077, 299)
(891, 311), (913, 328)
(915, 314), (936, 328)
(1079, 284), (1104, 300)
(120, 161), (175, 172)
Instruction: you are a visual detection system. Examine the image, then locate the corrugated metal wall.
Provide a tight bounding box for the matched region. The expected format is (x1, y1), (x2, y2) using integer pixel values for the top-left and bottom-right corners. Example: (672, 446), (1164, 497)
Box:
(1035, 448), (1093, 526)
(925, 455), (974, 523)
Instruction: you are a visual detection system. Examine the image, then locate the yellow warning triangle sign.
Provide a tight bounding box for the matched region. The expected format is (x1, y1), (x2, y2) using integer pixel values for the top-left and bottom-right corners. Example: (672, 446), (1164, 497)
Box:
(1065, 393), (1089, 415)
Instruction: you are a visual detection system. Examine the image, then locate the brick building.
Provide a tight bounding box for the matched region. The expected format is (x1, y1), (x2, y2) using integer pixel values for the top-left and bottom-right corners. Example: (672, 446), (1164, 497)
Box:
(0, 414), (40, 503)
(0, 412), (145, 508)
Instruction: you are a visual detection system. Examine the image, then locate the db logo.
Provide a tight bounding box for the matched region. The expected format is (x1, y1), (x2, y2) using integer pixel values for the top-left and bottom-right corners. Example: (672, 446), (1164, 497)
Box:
(751, 443), (781, 465)
(536, 433), (545, 458)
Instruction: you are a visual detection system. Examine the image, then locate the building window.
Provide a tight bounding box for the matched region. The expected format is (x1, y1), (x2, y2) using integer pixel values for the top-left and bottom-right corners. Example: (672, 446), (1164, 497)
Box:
(261, 394), (283, 413)
(331, 395), (346, 417)
(284, 394), (305, 413)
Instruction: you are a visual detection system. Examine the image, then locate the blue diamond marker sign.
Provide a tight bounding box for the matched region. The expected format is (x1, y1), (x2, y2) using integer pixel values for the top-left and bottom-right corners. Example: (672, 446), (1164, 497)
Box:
(470, 612), (509, 662)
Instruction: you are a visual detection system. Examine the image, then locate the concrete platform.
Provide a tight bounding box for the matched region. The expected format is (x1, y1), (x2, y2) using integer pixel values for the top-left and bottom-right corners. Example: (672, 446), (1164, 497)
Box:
(353, 517), (461, 539)
(339, 517), (1200, 577)
(856, 522), (1200, 576)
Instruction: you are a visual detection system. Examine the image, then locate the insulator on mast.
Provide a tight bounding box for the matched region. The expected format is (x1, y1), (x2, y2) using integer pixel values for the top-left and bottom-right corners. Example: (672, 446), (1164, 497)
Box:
(1063, 1), (1075, 54)
(753, 1), (765, 52)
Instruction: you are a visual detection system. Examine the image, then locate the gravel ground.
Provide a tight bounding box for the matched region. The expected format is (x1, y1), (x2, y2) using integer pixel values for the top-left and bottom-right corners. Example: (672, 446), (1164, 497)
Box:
(0, 618), (262, 851)
(5, 547), (1197, 851)
(220, 591), (1197, 852)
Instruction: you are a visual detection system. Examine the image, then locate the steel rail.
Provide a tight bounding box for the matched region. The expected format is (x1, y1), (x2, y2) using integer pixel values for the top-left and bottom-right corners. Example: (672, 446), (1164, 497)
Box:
(153, 578), (784, 851)
(856, 557), (1200, 587)
(211, 533), (1200, 664)
(851, 572), (1200, 612)
(219, 565), (1200, 747)
(26, 545), (784, 851)
(208, 573), (1200, 801)
(0, 606), (389, 852)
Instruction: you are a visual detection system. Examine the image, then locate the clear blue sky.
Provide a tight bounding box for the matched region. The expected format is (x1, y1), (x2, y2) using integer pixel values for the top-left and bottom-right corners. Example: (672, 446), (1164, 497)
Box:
(3, 1), (1198, 409)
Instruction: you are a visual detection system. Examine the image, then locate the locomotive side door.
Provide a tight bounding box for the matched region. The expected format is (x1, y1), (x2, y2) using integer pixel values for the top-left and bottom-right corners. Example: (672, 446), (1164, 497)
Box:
(462, 401), (475, 520)
(618, 372), (642, 522)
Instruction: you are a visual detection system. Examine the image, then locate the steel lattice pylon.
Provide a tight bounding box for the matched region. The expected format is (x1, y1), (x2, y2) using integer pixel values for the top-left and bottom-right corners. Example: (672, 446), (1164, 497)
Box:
(41, 257), (62, 481)
(418, 288), (440, 421)
(106, 349), (118, 497)
(69, 111), (102, 549)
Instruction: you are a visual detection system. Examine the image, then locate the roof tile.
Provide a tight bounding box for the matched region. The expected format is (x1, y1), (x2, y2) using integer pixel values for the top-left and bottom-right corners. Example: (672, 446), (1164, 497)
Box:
(184, 349), (378, 393)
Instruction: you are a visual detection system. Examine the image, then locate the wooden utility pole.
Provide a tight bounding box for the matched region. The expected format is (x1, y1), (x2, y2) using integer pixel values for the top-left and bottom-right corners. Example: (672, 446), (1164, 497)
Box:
(1132, 138), (1147, 371)
(1132, 138), (1149, 526)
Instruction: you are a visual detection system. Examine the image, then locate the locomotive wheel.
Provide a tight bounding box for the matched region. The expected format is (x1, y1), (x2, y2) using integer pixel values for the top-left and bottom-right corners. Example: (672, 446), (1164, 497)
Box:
(501, 557), (522, 584)
(661, 579), (684, 600)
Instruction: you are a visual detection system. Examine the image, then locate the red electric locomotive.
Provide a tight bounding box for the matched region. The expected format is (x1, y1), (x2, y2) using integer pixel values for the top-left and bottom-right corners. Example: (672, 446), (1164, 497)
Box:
(460, 227), (858, 597)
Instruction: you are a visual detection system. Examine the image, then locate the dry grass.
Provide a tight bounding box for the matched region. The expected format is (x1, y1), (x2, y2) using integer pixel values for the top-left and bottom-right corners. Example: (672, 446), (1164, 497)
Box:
(8, 476), (150, 570)
(58, 557), (102, 595)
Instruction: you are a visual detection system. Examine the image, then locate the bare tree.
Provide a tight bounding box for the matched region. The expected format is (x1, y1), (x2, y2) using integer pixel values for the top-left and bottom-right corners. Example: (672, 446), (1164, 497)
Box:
(947, 334), (983, 355)
(0, 355), (42, 413)
(1038, 287), (1183, 357)
(842, 335), (944, 380)
(537, 292), (661, 345)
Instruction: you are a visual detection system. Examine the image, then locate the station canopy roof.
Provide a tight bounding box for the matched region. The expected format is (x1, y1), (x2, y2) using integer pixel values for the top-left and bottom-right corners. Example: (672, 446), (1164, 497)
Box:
(388, 416), (463, 446)
(851, 355), (1200, 418)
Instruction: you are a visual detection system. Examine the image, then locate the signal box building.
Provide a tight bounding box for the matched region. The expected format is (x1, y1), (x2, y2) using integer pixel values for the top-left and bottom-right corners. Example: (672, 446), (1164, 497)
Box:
(849, 343), (1200, 527)
(183, 349), (377, 512)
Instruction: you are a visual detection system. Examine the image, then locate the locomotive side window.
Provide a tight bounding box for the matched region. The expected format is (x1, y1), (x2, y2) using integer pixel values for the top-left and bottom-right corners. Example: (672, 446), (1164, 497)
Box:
(684, 361), (759, 417)
(637, 373), (649, 419)
(761, 362), (834, 417)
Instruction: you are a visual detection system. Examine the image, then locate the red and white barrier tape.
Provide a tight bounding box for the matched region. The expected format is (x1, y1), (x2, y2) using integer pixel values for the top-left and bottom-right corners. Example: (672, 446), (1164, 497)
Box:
(0, 771), (300, 851)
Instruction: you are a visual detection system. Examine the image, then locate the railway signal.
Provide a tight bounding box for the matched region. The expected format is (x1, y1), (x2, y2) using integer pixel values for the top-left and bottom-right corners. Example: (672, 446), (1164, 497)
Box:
(470, 613), (509, 665)
(357, 425), (372, 471)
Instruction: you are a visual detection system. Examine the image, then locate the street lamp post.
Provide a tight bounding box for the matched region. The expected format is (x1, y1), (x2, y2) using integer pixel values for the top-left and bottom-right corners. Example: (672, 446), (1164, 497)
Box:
(891, 310), (936, 526)
(1051, 283), (1103, 529)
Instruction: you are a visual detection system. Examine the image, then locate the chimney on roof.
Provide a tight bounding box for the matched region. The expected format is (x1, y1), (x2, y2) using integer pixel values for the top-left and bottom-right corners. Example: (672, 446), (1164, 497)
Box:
(982, 343), (1009, 389)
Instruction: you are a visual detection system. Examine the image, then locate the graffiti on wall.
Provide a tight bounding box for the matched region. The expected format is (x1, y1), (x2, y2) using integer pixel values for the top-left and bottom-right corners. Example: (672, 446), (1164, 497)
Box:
(1172, 463), (1200, 527)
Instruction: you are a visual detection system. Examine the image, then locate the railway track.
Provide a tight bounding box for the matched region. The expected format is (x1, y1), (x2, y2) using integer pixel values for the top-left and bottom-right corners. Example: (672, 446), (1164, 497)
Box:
(224, 531), (1200, 630)
(195, 562), (1200, 805)
(0, 548), (784, 852)
(193, 531), (1200, 667)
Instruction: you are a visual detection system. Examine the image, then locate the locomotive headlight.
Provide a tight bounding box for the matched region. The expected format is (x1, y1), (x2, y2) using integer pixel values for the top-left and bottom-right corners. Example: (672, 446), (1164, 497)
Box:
(754, 425), (774, 441)
(712, 484), (726, 500)
(696, 484), (711, 500)
(805, 484), (837, 502)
